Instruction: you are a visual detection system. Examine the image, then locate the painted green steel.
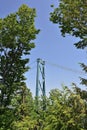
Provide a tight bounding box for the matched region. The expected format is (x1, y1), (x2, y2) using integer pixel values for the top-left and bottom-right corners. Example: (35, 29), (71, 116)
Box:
(36, 58), (46, 110)
(36, 58), (46, 97)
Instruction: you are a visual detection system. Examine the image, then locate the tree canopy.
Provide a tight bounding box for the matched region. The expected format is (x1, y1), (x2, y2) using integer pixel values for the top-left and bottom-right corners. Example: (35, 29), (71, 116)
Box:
(50, 0), (87, 86)
(0, 4), (39, 107)
(50, 0), (87, 48)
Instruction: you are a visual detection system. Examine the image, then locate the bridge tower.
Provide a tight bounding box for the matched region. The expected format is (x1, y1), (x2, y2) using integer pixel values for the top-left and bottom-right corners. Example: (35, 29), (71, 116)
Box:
(36, 58), (46, 110)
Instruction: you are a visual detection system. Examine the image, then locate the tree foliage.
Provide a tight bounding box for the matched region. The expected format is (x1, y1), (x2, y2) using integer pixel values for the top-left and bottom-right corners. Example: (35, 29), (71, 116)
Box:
(50, 0), (87, 86)
(0, 4), (40, 129)
(44, 87), (86, 130)
(1, 2), (87, 130)
(50, 0), (87, 46)
(0, 4), (39, 107)
(0, 84), (87, 129)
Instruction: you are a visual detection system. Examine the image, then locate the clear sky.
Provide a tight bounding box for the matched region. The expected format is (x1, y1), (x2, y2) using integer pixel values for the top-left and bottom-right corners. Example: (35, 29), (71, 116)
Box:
(1, 0), (87, 96)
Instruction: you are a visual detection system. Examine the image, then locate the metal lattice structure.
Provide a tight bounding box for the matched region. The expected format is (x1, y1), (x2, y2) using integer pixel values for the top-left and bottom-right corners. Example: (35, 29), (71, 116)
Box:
(36, 58), (46, 110)
(36, 58), (46, 97)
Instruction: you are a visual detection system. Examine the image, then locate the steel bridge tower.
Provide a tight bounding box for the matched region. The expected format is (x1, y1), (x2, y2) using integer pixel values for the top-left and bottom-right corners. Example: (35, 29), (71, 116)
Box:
(36, 58), (46, 110)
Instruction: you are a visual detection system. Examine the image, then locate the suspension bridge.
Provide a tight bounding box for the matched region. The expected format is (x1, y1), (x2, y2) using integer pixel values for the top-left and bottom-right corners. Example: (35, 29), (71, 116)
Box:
(28, 58), (86, 98)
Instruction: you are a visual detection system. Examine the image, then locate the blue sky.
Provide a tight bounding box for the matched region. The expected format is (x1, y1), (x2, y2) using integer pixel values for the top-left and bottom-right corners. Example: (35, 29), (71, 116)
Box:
(1, 0), (87, 96)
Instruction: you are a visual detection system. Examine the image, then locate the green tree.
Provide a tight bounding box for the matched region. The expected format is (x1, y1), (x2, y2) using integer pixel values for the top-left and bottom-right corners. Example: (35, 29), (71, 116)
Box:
(50, 0), (87, 88)
(0, 107), (15, 130)
(11, 89), (47, 130)
(0, 85), (35, 130)
(44, 87), (86, 130)
(0, 4), (39, 107)
(0, 4), (39, 129)
(50, 1), (87, 128)
(10, 85), (36, 130)
(71, 83), (87, 129)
